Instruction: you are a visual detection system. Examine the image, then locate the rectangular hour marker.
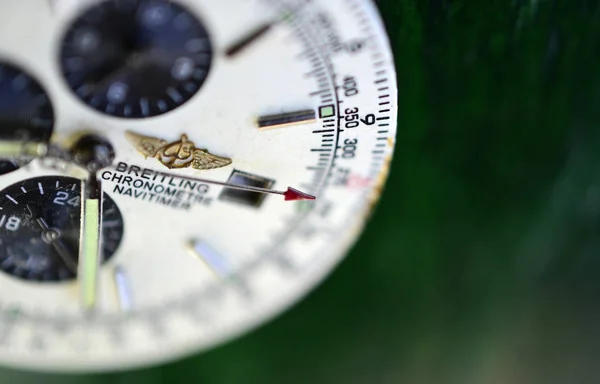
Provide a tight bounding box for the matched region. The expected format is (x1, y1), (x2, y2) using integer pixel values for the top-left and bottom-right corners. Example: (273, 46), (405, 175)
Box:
(257, 109), (317, 130)
(113, 266), (132, 312)
(5, 195), (17, 205)
(219, 170), (274, 208)
(187, 240), (231, 277)
(38, 182), (44, 195)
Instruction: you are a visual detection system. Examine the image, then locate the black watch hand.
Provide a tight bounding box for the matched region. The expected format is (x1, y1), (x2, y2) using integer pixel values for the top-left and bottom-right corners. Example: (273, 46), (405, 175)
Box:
(27, 205), (78, 274)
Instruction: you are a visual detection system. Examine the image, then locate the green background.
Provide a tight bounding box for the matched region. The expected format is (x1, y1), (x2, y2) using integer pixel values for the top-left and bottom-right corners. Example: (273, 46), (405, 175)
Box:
(5, 0), (600, 382)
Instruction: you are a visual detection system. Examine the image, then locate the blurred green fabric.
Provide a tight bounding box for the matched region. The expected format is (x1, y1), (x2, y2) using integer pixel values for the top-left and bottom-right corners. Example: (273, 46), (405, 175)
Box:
(5, 0), (600, 382)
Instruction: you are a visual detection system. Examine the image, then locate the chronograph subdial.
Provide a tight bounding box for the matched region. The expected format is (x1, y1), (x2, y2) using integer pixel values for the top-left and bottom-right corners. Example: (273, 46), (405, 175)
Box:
(0, 62), (54, 175)
(59, 0), (213, 118)
(0, 176), (124, 282)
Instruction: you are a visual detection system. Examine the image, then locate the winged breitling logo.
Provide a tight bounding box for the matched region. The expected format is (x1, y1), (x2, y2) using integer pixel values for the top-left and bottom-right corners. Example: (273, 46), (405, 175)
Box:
(125, 130), (232, 170)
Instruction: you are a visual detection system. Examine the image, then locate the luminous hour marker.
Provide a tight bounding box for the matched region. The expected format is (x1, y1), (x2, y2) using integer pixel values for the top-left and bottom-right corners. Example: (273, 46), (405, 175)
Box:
(38, 182), (44, 195)
(187, 240), (231, 277)
(113, 266), (132, 312)
(257, 109), (317, 130)
(5, 195), (17, 205)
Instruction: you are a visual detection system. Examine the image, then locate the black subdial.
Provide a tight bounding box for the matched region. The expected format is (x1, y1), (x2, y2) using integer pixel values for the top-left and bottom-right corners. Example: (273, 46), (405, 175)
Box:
(59, 0), (213, 118)
(0, 176), (124, 282)
(0, 62), (54, 175)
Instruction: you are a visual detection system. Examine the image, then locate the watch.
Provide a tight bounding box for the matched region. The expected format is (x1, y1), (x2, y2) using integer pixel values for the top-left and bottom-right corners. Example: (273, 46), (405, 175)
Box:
(0, 0), (397, 372)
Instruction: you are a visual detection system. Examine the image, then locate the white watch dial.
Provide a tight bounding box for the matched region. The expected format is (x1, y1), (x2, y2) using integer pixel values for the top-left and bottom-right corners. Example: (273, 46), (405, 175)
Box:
(0, 0), (397, 371)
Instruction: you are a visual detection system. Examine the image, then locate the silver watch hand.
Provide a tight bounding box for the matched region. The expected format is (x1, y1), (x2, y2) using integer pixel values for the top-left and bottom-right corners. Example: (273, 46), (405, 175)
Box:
(78, 175), (103, 311)
(71, 134), (115, 312)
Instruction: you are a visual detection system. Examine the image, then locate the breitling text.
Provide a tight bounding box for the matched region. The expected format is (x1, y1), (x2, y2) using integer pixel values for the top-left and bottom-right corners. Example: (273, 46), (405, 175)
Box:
(100, 162), (213, 210)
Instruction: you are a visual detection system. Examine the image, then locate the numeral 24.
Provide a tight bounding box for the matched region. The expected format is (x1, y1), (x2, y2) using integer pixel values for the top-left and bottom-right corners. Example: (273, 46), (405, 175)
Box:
(53, 191), (80, 207)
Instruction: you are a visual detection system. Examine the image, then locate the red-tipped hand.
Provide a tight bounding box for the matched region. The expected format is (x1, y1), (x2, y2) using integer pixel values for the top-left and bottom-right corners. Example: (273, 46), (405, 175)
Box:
(130, 168), (316, 202)
(283, 187), (316, 201)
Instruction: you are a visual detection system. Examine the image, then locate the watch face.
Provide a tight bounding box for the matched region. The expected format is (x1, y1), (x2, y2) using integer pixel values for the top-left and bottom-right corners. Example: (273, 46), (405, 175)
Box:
(0, 0), (397, 372)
